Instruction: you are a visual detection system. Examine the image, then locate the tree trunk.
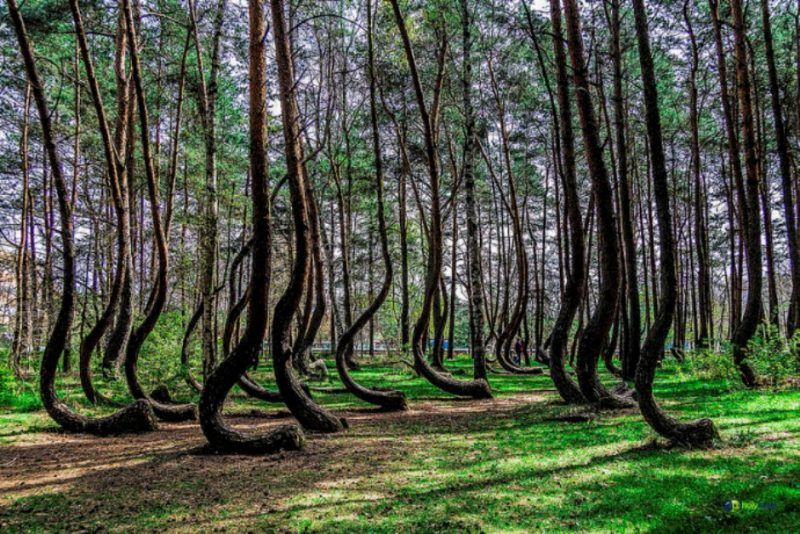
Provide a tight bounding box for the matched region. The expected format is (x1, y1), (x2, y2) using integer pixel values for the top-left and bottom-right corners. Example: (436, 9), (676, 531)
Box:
(562, 0), (632, 409)
(610, 0), (639, 380)
(390, 0), (491, 399)
(334, 0), (406, 411)
(728, 0), (762, 387)
(633, 0), (718, 447)
(13, 0), (157, 435)
(760, 0), (800, 336)
(545, 0), (586, 404)
(269, 0), (345, 432)
(121, 0), (198, 420)
(199, 0), (305, 453)
(684, 4), (712, 348)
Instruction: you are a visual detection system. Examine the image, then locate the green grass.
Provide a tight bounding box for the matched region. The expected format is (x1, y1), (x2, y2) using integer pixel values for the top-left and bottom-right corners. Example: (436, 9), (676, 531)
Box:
(1, 356), (798, 532)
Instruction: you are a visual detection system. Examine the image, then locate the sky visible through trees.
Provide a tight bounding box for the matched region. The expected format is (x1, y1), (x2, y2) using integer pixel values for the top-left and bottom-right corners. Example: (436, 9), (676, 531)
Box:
(0, 0), (799, 530)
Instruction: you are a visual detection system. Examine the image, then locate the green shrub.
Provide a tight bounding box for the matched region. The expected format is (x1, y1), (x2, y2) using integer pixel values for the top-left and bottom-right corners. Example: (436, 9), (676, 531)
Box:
(0, 356), (41, 412)
(679, 326), (800, 388)
(680, 344), (740, 384)
(746, 325), (800, 387)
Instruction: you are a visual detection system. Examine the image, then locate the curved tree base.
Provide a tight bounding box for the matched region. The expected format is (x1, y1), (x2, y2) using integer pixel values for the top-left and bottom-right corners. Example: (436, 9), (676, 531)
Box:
(596, 391), (636, 410)
(496, 353), (545, 375)
(275, 355), (346, 433)
(602, 349), (622, 376)
(149, 398), (198, 422)
(335, 351), (407, 411)
(415, 350), (492, 399)
(577, 372), (636, 410)
(200, 347), (306, 454)
(731, 344), (758, 388)
(549, 366), (586, 405)
(238, 372), (313, 401)
(47, 398), (158, 436)
(181, 303), (204, 393)
(125, 349), (197, 422)
(150, 384), (176, 404)
(238, 373), (282, 402)
(639, 395), (717, 449)
(202, 422), (305, 455)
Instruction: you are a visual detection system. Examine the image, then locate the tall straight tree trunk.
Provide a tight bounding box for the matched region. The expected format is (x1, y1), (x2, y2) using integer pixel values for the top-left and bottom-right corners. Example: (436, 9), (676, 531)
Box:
(632, 0), (717, 447)
(11, 84), (32, 378)
(760, 0), (800, 336)
(728, 0), (761, 387)
(188, 0), (227, 379)
(610, 0), (639, 380)
(684, 4), (711, 348)
(398, 141), (411, 353)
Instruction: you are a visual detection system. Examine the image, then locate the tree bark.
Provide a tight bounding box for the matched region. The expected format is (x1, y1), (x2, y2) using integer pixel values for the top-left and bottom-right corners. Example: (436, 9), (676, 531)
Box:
(199, 0), (305, 453)
(546, 0), (586, 404)
(270, 0), (345, 432)
(562, 0), (632, 409)
(390, 0), (491, 399)
(333, 0), (406, 411)
(120, 0), (198, 420)
(11, 0), (156, 435)
(760, 0), (800, 336)
(632, 0), (717, 447)
(728, 0), (762, 387)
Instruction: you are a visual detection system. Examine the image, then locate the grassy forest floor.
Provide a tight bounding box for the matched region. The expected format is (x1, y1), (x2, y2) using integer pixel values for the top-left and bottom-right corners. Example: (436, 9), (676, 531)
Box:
(1, 357), (799, 532)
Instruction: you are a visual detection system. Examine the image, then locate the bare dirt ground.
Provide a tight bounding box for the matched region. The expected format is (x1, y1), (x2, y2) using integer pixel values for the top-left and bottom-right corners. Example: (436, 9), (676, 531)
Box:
(0, 393), (546, 532)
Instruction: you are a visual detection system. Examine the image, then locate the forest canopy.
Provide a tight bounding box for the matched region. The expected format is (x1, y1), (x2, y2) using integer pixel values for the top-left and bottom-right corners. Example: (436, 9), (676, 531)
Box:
(0, 0), (798, 530)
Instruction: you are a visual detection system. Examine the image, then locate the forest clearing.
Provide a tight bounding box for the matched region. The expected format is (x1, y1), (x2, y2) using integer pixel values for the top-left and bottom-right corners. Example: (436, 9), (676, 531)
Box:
(1, 0), (799, 530)
(2, 361), (799, 531)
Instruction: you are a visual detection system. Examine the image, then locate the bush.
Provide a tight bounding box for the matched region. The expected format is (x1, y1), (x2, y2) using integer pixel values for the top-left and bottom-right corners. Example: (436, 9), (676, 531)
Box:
(746, 325), (800, 387)
(679, 325), (799, 388)
(681, 344), (740, 384)
(0, 354), (41, 412)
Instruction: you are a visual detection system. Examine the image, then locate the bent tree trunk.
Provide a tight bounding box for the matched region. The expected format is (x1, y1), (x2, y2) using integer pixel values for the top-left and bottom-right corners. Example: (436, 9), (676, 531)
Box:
(485, 58), (540, 377)
(270, 0), (345, 432)
(562, 0), (633, 410)
(610, 0), (640, 380)
(120, 0), (197, 421)
(335, 0), (407, 411)
(12, 0), (156, 435)
(75, 2), (131, 402)
(728, 0), (761, 387)
(291, 171), (328, 378)
(181, 299), (204, 392)
(391, 0), (492, 400)
(198, 0), (305, 453)
(220, 239), (288, 403)
(632, 0), (717, 447)
(222, 236), (285, 401)
(546, 0), (586, 404)
(102, 8), (135, 377)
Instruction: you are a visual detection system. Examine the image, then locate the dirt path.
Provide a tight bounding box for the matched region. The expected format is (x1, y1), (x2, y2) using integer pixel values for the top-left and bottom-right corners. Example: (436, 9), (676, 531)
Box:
(0, 393), (547, 531)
